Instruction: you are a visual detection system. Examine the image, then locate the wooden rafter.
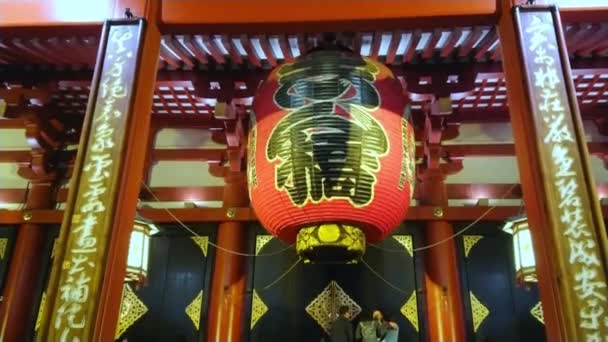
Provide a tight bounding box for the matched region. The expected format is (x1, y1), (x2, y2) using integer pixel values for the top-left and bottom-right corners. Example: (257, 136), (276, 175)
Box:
(5, 205), (608, 225)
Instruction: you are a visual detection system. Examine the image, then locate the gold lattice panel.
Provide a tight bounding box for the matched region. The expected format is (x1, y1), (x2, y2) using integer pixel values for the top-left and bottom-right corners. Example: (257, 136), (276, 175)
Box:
(0, 238), (8, 259)
(191, 236), (209, 257)
(115, 284), (149, 339)
(250, 289), (268, 330)
(185, 290), (203, 331)
(35, 292), (46, 331)
(305, 280), (361, 334)
(256, 235), (274, 256)
(463, 235), (483, 258)
(530, 301), (544, 325)
(469, 291), (489, 333)
(400, 291), (419, 331)
(392, 235), (413, 257)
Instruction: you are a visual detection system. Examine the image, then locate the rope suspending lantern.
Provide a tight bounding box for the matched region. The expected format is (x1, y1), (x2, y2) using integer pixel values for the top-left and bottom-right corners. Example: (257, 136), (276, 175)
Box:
(141, 181), (294, 257)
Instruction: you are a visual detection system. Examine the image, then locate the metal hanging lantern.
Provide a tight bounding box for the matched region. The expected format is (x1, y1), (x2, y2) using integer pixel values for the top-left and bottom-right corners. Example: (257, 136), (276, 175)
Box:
(125, 213), (159, 283)
(248, 47), (415, 263)
(503, 215), (537, 283)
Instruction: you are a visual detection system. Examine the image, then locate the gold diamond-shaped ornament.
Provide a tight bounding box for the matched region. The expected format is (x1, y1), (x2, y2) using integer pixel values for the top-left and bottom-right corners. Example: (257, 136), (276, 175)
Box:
(250, 289), (269, 330)
(185, 290), (203, 330)
(400, 291), (419, 331)
(305, 280), (361, 334)
(469, 291), (489, 333)
(115, 284), (148, 339)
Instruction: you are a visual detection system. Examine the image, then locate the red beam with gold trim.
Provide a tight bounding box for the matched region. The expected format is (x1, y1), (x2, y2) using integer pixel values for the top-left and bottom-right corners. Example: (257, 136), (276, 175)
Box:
(7, 206), (599, 224)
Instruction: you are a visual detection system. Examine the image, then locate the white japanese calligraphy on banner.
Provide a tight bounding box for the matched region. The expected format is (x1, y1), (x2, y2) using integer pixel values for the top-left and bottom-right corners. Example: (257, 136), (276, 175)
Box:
(48, 23), (140, 341)
(519, 10), (608, 341)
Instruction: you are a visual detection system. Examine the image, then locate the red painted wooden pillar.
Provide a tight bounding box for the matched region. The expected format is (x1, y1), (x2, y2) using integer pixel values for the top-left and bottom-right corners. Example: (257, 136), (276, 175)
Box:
(207, 173), (248, 342)
(0, 182), (53, 340)
(419, 168), (466, 342)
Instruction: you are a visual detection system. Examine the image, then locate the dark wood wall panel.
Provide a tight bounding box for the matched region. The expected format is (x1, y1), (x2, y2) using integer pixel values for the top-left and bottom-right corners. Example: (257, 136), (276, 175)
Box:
(118, 224), (217, 342)
(28, 225), (59, 341)
(0, 225), (18, 294)
(246, 223), (425, 342)
(456, 222), (546, 342)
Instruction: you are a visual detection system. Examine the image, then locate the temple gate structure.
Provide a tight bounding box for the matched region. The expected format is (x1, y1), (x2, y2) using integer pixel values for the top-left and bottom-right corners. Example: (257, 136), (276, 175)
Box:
(1, 0), (608, 341)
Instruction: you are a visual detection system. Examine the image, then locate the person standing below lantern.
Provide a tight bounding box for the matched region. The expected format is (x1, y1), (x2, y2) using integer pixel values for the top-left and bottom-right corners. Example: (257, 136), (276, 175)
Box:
(372, 309), (399, 342)
(379, 313), (399, 342)
(330, 305), (354, 342)
(355, 311), (380, 342)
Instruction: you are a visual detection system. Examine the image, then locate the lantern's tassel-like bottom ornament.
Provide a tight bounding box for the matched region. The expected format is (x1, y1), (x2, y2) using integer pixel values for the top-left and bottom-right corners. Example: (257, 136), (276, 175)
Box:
(295, 224), (366, 264)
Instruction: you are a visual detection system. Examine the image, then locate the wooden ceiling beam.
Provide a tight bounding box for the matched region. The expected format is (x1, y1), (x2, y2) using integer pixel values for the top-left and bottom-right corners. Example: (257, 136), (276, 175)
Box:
(0, 184), (525, 204)
(222, 36), (243, 66)
(440, 28), (462, 59)
(139, 186), (225, 202)
(162, 36), (195, 69)
(576, 26), (608, 57)
(384, 31), (402, 65)
(5, 134), (606, 178)
(0, 118), (26, 128)
(0, 183), (530, 205)
(370, 32), (382, 60)
(421, 29), (442, 60)
(458, 26), (484, 58)
(414, 142), (608, 159)
(567, 24), (600, 56)
(419, 103), (608, 124)
(161, 0), (495, 34)
(3, 59), (608, 85)
(258, 35), (276, 68)
(403, 30), (421, 64)
(0, 150), (31, 163)
(5, 140), (608, 168)
(278, 35), (293, 63)
(0, 1), (597, 36)
(474, 27), (498, 61)
(182, 36), (209, 65)
(151, 114), (226, 129)
(239, 35), (261, 68)
(5, 108), (608, 152)
(151, 148), (226, 162)
(5, 205), (608, 225)
(201, 35), (226, 65)
(560, 7), (608, 24)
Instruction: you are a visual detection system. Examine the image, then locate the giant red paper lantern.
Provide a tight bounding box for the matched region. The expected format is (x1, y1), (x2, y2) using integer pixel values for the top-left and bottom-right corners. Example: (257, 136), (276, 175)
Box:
(248, 47), (415, 262)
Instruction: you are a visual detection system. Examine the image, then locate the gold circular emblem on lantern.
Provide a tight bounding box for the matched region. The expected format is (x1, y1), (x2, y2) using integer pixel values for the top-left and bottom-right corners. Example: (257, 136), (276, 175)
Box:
(296, 224), (366, 263)
(318, 224), (341, 242)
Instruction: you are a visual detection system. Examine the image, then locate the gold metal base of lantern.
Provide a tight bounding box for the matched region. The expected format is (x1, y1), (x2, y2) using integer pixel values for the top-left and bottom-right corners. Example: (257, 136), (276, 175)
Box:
(296, 224), (366, 263)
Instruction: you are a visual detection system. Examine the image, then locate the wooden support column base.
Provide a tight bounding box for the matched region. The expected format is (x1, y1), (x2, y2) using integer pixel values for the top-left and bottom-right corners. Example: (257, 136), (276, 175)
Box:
(0, 223), (46, 341)
(0, 183), (53, 341)
(207, 174), (248, 342)
(419, 170), (466, 342)
(423, 221), (466, 342)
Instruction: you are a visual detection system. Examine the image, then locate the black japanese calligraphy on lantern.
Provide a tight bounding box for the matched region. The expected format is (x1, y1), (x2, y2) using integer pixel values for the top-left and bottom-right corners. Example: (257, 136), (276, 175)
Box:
(266, 51), (389, 207)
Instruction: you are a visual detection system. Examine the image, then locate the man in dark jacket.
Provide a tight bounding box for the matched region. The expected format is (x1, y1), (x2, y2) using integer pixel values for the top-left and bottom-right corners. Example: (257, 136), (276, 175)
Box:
(330, 305), (354, 342)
